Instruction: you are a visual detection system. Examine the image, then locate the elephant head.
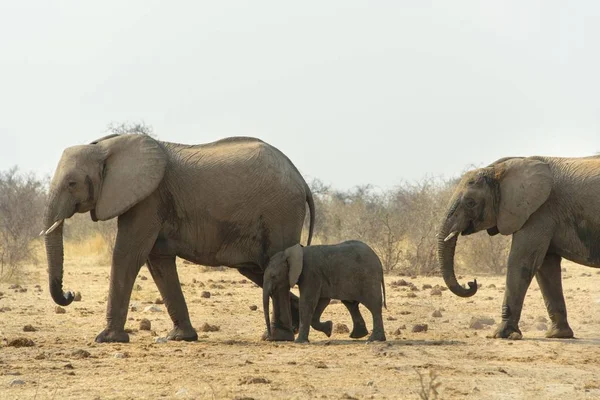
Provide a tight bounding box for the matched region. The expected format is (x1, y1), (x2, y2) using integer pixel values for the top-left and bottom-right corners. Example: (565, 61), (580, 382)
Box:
(263, 244), (303, 338)
(438, 157), (552, 297)
(42, 134), (167, 306)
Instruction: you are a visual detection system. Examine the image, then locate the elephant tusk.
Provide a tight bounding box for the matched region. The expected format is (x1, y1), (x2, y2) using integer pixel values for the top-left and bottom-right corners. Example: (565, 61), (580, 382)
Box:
(43, 220), (64, 236)
(444, 231), (459, 242)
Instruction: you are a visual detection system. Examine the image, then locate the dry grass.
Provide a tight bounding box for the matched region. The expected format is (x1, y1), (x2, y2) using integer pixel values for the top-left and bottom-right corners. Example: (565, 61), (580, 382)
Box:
(1, 245), (600, 399)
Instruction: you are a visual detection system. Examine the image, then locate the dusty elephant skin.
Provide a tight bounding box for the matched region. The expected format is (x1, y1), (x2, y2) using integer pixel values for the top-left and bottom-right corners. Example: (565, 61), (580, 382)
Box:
(263, 241), (387, 343)
(438, 155), (600, 340)
(42, 134), (315, 343)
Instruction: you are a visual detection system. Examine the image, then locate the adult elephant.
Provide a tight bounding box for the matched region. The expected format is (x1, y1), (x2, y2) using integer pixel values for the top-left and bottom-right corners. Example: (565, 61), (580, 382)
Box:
(437, 155), (600, 340)
(41, 134), (314, 343)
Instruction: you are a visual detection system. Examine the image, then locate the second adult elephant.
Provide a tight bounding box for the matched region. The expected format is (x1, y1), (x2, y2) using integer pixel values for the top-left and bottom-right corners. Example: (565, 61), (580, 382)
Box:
(438, 155), (600, 339)
(41, 134), (314, 342)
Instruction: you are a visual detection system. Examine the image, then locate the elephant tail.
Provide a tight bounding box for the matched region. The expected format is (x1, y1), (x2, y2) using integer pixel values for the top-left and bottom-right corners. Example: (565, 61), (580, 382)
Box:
(381, 274), (387, 310)
(305, 184), (315, 246)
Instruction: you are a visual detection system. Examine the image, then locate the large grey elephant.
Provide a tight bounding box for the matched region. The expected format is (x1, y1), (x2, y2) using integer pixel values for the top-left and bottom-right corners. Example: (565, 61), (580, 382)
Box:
(263, 241), (387, 343)
(41, 133), (315, 343)
(438, 155), (600, 339)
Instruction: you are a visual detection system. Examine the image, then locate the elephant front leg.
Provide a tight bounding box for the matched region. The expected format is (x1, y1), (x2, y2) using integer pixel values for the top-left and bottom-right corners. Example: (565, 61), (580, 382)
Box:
(310, 298), (332, 337)
(95, 253), (144, 343)
(147, 255), (197, 341)
(494, 231), (551, 340)
(535, 254), (574, 338)
(296, 294), (318, 343)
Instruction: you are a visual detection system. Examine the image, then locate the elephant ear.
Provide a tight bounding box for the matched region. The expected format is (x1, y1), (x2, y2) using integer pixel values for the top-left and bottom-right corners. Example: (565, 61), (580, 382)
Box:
(94, 135), (167, 221)
(285, 244), (304, 288)
(496, 158), (552, 235)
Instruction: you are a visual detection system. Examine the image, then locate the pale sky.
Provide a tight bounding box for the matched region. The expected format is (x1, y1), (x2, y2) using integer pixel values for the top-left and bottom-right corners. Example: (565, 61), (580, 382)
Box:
(1, 1), (598, 189)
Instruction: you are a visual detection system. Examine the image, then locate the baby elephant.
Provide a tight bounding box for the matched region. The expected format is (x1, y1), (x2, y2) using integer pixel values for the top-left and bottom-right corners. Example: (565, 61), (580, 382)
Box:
(263, 240), (387, 343)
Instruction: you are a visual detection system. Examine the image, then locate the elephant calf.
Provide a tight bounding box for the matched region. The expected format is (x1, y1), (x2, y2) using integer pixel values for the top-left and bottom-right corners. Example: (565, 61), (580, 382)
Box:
(263, 241), (387, 343)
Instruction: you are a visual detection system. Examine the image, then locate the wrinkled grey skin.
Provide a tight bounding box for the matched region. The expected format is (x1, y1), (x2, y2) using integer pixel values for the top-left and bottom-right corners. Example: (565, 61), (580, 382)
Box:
(263, 241), (387, 343)
(42, 134), (315, 343)
(438, 155), (600, 340)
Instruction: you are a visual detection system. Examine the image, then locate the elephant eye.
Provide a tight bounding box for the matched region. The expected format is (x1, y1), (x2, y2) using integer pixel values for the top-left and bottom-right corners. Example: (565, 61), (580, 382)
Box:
(465, 198), (477, 208)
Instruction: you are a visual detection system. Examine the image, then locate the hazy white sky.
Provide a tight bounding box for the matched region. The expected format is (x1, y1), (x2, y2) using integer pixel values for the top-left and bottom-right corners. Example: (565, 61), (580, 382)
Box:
(1, 1), (598, 189)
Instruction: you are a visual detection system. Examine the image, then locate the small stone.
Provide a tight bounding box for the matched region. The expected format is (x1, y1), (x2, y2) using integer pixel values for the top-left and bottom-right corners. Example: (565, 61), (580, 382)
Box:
(422, 284), (432, 289)
(334, 323), (350, 334)
(143, 305), (162, 313)
(392, 328), (402, 336)
(367, 380), (374, 386)
(23, 324), (37, 332)
(249, 305), (258, 311)
(154, 297), (164, 305)
(133, 284), (142, 291)
(64, 363), (74, 369)
(10, 379), (25, 386)
(406, 292), (417, 298)
(239, 376), (271, 385)
(386, 316), (397, 321)
(535, 316), (547, 323)
(412, 324), (428, 333)
(71, 349), (91, 359)
(8, 284), (20, 289)
(113, 352), (127, 359)
(175, 388), (188, 396)
(201, 291), (211, 298)
(199, 323), (220, 332)
(139, 275), (148, 280)
(154, 337), (168, 344)
(430, 288), (442, 296)
(139, 319), (151, 330)
(315, 361), (328, 369)
(8, 337), (34, 347)
(470, 320), (484, 330)
(535, 322), (548, 331)
(432, 310), (443, 318)
(73, 292), (82, 302)
(55, 306), (66, 314)
(488, 284), (496, 289)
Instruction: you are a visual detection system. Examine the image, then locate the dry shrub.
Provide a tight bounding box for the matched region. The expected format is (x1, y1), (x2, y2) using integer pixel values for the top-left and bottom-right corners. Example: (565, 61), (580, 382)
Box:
(0, 168), (47, 280)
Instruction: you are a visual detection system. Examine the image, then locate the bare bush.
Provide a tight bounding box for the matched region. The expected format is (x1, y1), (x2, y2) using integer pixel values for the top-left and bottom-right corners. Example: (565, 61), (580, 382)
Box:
(0, 168), (47, 280)
(106, 121), (157, 138)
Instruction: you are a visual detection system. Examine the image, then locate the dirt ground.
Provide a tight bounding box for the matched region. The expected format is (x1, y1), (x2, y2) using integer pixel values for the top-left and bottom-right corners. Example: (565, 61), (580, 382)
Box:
(1, 255), (600, 400)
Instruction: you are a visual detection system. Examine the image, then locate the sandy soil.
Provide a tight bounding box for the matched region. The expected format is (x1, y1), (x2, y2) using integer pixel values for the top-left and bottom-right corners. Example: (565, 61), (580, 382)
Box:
(1, 256), (600, 400)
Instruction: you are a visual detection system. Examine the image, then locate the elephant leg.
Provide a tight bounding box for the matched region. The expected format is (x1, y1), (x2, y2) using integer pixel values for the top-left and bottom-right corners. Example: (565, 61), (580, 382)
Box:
(493, 228), (551, 340)
(147, 254), (197, 341)
(95, 204), (161, 343)
(363, 299), (386, 342)
(296, 292), (318, 344)
(535, 254), (574, 338)
(238, 265), (298, 341)
(310, 297), (332, 337)
(342, 300), (369, 339)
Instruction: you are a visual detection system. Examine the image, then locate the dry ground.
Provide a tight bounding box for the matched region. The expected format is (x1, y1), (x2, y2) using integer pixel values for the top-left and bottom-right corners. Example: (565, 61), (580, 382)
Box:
(1, 254), (600, 400)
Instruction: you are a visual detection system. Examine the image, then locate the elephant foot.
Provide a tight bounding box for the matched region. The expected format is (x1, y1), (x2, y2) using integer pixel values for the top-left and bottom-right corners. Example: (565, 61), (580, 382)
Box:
(313, 320), (333, 337)
(545, 324), (574, 339)
(367, 331), (386, 342)
(95, 328), (130, 343)
(493, 321), (522, 340)
(263, 326), (295, 342)
(295, 337), (309, 344)
(349, 324), (369, 339)
(167, 325), (198, 342)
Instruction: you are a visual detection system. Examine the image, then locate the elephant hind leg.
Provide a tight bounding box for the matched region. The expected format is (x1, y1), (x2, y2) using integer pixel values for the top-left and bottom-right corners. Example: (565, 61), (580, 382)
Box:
(342, 300), (369, 339)
(311, 298), (332, 337)
(362, 299), (386, 342)
(238, 265), (299, 340)
(535, 253), (574, 339)
(147, 254), (197, 341)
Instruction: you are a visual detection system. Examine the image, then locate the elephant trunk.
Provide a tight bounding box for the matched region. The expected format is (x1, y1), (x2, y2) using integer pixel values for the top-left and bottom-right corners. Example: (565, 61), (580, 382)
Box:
(437, 212), (477, 298)
(263, 284), (271, 339)
(44, 196), (75, 306)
